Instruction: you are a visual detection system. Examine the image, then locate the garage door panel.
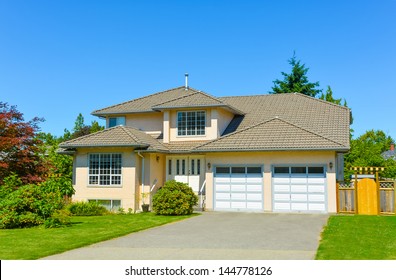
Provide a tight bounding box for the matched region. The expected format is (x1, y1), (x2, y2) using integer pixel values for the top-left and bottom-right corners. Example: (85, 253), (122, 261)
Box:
(274, 193), (290, 201)
(246, 184), (262, 192)
(231, 193), (246, 200)
(308, 194), (325, 202)
(273, 177), (290, 184)
(231, 202), (246, 209)
(308, 185), (325, 193)
(216, 201), (231, 209)
(216, 185), (230, 192)
(291, 185), (308, 193)
(246, 177), (262, 183)
(215, 165), (263, 211)
(215, 177), (230, 183)
(308, 178), (325, 184)
(273, 165), (327, 213)
(247, 193), (262, 201)
(247, 202), (262, 209)
(216, 193), (230, 200)
(290, 178), (307, 184)
(291, 194), (308, 202)
(309, 203), (326, 211)
(274, 185), (290, 192)
(230, 177), (246, 183)
(274, 202), (290, 210)
(231, 184), (246, 191)
(291, 203), (308, 211)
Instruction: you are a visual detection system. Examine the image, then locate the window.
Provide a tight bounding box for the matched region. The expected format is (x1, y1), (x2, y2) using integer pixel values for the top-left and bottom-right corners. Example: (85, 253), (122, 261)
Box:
(177, 111), (205, 136)
(108, 117), (125, 128)
(168, 159), (172, 175)
(274, 167), (289, 174)
(88, 199), (121, 211)
(89, 153), (122, 186)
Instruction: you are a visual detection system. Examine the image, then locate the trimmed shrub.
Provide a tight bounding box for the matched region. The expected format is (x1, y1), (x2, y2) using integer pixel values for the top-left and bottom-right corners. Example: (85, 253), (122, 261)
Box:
(66, 201), (108, 216)
(152, 180), (198, 215)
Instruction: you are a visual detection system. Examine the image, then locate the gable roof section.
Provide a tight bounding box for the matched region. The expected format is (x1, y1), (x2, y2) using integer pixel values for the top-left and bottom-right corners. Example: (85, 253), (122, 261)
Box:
(152, 90), (245, 115)
(193, 117), (348, 152)
(219, 93), (350, 148)
(92, 87), (192, 115)
(92, 86), (244, 116)
(59, 126), (167, 151)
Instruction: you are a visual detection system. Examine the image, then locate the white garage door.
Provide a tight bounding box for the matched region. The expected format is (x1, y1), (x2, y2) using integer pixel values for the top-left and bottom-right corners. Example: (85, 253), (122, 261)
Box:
(272, 166), (327, 213)
(214, 166), (263, 211)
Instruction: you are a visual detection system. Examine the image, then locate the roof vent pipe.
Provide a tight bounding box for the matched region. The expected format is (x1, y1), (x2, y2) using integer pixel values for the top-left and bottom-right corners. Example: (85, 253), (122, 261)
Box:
(185, 73), (189, 90)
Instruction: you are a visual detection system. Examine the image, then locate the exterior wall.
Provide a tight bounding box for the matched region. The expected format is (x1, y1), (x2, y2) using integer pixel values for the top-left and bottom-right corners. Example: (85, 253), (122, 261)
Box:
(73, 147), (137, 211)
(204, 151), (337, 213)
(135, 153), (166, 210)
(217, 108), (235, 136)
(125, 112), (163, 135)
(168, 108), (218, 142)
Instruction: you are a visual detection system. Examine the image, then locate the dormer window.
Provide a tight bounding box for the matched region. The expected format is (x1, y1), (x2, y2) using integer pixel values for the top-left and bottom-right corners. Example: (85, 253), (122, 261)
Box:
(108, 116), (125, 128)
(177, 111), (205, 136)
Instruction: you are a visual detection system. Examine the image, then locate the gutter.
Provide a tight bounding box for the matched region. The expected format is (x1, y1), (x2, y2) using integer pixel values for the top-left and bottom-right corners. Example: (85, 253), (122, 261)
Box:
(137, 151), (145, 210)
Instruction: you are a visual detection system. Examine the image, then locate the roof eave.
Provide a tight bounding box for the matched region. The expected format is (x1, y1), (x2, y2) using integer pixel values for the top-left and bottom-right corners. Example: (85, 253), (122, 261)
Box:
(91, 110), (156, 117)
(59, 144), (150, 149)
(192, 147), (350, 153)
(152, 104), (245, 115)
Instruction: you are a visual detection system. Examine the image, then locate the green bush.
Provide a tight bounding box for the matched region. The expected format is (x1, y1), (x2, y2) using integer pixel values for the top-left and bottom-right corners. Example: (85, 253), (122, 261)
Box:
(0, 184), (65, 229)
(44, 209), (72, 228)
(152, 180), (198, 215)
(66, 201), (108, 216)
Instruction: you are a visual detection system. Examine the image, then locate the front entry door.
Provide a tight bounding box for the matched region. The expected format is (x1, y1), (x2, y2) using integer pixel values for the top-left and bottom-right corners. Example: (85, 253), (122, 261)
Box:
(167, 156), (205, 192)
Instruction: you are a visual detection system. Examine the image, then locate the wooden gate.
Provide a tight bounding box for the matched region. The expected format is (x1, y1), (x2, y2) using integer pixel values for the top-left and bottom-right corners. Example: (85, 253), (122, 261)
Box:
(336, 167), (395, 215)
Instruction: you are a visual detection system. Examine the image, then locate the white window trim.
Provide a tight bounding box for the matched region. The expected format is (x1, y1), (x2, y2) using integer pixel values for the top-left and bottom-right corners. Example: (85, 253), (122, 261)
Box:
(87, 153), (123, 187)
(176, 110), (206, 137)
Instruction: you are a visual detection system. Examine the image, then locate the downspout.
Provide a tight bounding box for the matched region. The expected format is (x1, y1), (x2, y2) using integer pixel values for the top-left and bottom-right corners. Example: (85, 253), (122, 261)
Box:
(137, 152), (145, 209)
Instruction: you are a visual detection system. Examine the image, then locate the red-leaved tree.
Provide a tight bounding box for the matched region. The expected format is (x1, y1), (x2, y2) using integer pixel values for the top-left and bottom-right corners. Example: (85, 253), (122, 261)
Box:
(0, 102), (47, 184)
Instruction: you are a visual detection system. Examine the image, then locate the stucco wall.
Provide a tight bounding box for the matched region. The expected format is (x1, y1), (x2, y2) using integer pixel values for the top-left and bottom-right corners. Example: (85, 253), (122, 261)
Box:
(72, 147), (137, 211)
(125, 112), (163, 134)
(217, 108), (235, 136)
(204, 150), (337, 213)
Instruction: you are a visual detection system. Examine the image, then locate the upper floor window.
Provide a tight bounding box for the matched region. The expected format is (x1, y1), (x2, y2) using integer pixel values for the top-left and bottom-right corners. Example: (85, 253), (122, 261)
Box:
(108, 117), (125, 128)
(177, 111), (205, 136)
(89, 153), (122, 186)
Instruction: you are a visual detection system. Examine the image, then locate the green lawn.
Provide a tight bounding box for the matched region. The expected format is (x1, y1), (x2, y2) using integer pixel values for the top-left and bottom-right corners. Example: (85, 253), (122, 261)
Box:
(0, 213), (193, 260)
(316, 215), (396, 260)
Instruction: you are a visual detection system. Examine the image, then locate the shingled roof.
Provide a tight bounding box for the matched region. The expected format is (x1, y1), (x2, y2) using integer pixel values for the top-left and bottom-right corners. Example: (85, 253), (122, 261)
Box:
(92, 86), (244, 116)
(59, 126), (167, 151)
(193, 117), (348, 152)
(62, 86), (350, 153)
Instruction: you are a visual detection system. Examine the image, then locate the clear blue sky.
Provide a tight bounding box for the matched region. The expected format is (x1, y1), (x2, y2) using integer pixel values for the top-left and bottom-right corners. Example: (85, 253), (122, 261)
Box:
(1, 0), (395, 140)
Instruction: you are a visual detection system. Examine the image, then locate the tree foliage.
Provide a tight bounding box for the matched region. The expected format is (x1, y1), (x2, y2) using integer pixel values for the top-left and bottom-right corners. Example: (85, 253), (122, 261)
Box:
(319, 86), (346, 106)
(271, 53), (321, 97)
(0, 102), (48, 184)
(344, 130), (396, 180)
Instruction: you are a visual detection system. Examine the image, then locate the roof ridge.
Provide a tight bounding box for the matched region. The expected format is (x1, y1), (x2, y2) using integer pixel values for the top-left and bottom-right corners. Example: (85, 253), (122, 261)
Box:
(273, 117), (346, 146)
(92, 86), (186, 115)
(291, 92), (350, 111)
(194, 116), (344, 150)
(120, 126), (142, 143)
(151, 89), (202, 107)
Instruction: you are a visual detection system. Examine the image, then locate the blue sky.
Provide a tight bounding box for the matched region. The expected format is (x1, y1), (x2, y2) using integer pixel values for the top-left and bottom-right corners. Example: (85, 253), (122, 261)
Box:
(1, 0), (395, 140)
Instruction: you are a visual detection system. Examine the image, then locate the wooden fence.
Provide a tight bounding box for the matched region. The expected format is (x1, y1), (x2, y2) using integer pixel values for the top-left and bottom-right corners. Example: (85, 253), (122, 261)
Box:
(337, 181), (395, 215)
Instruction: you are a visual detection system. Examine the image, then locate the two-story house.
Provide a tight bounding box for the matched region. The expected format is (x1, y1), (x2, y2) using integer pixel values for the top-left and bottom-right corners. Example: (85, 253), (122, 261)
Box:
(59, 84), (350, 213)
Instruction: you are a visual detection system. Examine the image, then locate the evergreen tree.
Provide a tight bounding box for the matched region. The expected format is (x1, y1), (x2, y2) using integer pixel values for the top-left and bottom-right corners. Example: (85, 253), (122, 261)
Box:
(271, 53), (321, 97)
(319, 86), (343, 105)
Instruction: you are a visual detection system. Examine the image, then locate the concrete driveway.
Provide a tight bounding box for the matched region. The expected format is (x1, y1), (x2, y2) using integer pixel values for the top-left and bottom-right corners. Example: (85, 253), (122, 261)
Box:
(43, 212), (328, 260)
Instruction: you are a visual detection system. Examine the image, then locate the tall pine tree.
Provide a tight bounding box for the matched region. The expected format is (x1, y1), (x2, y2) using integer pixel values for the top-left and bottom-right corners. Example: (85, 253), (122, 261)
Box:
(271, 53), (321, 97)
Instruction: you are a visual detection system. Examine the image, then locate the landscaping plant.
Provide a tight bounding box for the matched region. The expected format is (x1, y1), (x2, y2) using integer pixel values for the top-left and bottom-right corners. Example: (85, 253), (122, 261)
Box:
(152, 180), (198, 215)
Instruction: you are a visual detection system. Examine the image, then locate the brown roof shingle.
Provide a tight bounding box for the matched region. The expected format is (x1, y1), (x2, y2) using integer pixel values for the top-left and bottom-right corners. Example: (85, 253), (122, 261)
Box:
(193, 117), (348, 152)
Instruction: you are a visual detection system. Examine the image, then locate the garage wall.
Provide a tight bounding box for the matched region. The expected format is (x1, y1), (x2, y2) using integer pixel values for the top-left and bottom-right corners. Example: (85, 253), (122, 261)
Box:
(204, 151), (337, 213)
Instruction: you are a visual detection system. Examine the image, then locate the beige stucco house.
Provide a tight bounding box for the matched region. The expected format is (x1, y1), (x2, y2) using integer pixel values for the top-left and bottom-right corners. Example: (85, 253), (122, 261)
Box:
(59, 85), (350, 213)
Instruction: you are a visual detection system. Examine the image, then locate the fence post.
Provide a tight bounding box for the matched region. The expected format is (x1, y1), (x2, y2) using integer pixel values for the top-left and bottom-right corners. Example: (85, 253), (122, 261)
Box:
(336, 182), (340, 213)
(354, 172), (358, 214)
